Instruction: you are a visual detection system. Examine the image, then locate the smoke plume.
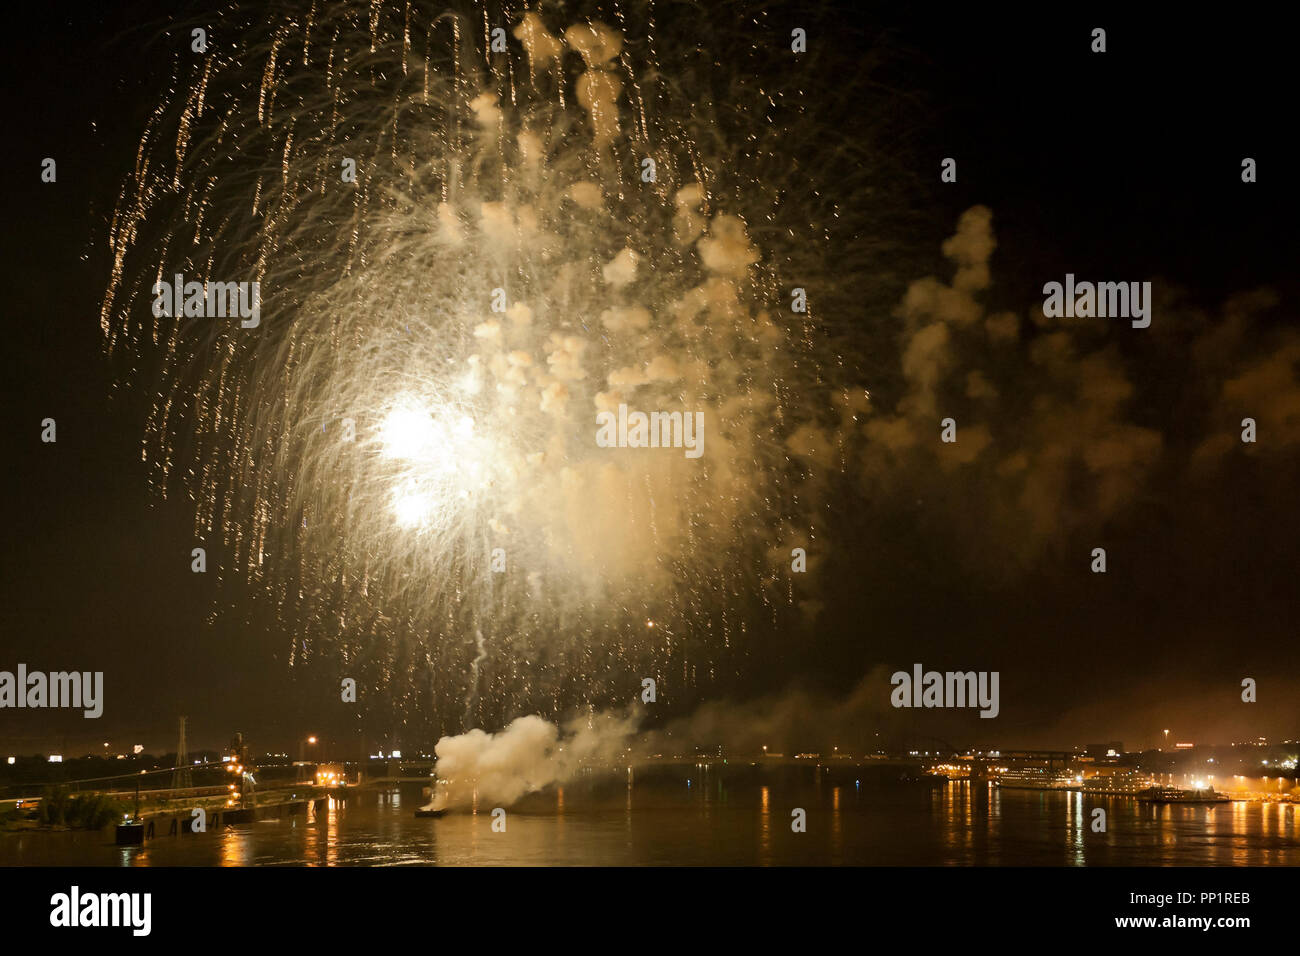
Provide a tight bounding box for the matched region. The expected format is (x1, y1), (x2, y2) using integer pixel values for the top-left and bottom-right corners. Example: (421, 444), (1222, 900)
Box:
(427, 709), (640, 810)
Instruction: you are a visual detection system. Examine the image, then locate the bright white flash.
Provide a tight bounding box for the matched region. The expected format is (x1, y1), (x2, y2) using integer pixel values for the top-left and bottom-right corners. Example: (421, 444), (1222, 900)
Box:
(380, 402), (441, 461)
(379, 398), (485, 529)
(380, 400), (476, 462)
(392, 481), (434, 530)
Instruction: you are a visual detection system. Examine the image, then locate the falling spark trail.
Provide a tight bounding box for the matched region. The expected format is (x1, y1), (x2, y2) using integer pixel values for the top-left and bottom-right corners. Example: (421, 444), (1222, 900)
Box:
(465, 627), (487, 722)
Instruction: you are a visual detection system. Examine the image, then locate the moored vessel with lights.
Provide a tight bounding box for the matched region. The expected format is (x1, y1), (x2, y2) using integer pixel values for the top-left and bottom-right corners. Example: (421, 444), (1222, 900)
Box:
(1137, 784), (1231, 804)
(995, 768), (1072, 790)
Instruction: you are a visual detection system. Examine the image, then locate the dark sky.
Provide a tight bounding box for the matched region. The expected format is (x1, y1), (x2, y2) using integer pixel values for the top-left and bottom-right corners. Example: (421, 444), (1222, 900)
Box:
(1, 1), (1295, 756)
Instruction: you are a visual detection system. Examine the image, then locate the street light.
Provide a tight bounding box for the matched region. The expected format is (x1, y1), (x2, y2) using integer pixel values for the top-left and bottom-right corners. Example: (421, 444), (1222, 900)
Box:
(298, 735), (318, 782)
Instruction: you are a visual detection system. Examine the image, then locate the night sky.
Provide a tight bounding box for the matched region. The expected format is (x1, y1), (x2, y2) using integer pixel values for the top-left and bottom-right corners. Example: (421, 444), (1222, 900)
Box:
(2, 1), (1295, 757)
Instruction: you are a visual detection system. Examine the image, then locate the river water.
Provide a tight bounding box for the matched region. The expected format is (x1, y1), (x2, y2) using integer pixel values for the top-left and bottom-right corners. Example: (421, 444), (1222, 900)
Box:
(3, 775), (1297, 866)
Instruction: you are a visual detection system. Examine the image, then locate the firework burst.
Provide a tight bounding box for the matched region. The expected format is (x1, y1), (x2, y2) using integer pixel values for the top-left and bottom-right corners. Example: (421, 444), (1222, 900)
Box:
(101, 1), (837, 737)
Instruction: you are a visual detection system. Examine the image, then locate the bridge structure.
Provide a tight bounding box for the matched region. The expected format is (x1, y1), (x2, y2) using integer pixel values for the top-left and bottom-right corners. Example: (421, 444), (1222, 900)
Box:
(356, 749), (1085, 781)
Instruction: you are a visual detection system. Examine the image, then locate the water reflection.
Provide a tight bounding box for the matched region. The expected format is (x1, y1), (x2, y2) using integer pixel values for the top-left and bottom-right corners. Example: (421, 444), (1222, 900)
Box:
(831, 786), (842, 865)
(1, 779), (1296, 867)
(1067, 791), (1083, 865)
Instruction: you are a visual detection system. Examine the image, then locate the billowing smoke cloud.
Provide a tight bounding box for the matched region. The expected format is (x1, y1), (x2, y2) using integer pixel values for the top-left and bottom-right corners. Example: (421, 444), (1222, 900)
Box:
(846, 207), (1162, 563)
(801, 205), (1298, 580)
(428, 710), (640, 810)
(426, 676), (901, 811)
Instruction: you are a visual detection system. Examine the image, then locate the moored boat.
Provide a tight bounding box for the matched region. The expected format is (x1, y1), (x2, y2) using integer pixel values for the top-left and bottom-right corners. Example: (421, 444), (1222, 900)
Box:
(995, 767), (1072, 790)
(1073, 769), (1151, 795)
(1138, 785), (1231, 804)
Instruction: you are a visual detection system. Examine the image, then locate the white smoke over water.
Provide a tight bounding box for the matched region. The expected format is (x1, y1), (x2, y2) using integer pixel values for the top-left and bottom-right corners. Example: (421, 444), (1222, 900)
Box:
(425, 673), (900, 812)
(427, 710), (640, 810)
